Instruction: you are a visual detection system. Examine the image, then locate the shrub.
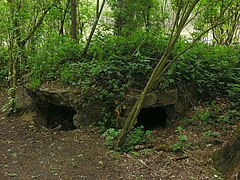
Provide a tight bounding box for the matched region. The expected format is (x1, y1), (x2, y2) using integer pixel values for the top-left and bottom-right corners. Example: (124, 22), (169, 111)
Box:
(28, 34), (83, 87)
(102, 126), (152, 151)
(162, 42), (240, 101)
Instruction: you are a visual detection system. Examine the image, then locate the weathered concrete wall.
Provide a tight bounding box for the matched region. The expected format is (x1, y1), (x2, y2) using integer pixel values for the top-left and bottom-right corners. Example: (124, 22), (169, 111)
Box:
(126, 88), (196, 127)
(26, 83), (197, 129)
(25, 83), (102, 128)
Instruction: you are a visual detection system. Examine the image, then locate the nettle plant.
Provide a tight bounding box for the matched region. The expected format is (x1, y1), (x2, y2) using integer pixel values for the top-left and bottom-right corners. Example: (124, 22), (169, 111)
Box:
(28, 34), (83, 88)
(182, 99), (240, 129)
(172, 126), (189, 152)
(163, 43), (240, 99)
(102, 126), (152, 152)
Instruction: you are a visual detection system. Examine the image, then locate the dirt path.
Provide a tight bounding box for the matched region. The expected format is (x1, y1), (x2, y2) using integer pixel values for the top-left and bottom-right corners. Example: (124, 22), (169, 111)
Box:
(0, 89), (235, 179)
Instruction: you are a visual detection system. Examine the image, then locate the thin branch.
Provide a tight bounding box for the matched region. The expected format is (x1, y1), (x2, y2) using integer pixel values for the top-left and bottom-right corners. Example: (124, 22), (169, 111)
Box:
(185, 0), (219, 27)
(81, 0), (106, 57)
(155, 7), (240, 80)
(21, 5), (53, 47)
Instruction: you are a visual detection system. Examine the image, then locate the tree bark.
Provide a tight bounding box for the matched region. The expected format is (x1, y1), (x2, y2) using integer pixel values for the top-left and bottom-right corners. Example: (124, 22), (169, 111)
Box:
(59, 0), (70, 36)
(70, 0), (78, 42)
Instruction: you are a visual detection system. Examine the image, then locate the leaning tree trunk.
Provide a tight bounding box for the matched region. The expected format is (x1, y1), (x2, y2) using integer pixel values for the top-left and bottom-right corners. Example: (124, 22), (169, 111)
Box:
(114, 0), (240, 149)
(114, 0), (201, 148)
(81, 0), (106, 57)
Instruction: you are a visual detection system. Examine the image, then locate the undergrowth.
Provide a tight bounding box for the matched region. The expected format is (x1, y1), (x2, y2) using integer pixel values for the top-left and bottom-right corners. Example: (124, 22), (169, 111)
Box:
(102, 126), (152, 152)
(3, 30), (238, 146)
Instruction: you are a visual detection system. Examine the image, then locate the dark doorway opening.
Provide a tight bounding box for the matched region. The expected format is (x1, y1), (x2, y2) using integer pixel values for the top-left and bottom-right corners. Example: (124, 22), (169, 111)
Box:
(136, 106), (167, 130)
(38, 102), (77, 131)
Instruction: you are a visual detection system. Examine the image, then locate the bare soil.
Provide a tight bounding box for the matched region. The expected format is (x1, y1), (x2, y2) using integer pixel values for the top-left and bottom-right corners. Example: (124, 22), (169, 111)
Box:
(0, 88), (239, 180)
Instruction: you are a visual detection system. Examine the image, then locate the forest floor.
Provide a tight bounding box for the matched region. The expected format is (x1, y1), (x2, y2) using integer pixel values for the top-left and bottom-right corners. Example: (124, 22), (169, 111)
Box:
(0, 87), (239, 180)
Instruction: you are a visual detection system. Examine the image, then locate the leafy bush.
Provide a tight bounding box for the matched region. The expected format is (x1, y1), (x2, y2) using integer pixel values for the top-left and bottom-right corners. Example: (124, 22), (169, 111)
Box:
(162, 42), (240, 101)
(182, 99), (239, 127)
(124, 126), (152, 151)
(172, 126), (189, 151)
(28, 31), (161, 126)
(60, 55), (153, 126)
(28, 30), (239, 129)
(102, 126), (152, 151)
(28, 34), (83, 87)
(102, 128), (121, 148)
(89, 30), (168, 61)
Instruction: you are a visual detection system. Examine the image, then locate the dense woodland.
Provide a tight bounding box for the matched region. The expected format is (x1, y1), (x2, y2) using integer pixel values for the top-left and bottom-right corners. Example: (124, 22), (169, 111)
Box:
(0, 1), (240, 177)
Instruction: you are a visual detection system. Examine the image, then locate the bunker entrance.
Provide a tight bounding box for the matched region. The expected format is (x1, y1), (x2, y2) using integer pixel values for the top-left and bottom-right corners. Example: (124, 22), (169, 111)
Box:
(39, 102), (77, 131)
(136, 106), (167, 130)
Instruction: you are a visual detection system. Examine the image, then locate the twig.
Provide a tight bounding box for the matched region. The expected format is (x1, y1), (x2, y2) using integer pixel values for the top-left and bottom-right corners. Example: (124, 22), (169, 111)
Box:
(170, 155), (189, 161)
(182, 149), (206, 164)
(138, 159), (150, 169)
(75, 132), (79, 142)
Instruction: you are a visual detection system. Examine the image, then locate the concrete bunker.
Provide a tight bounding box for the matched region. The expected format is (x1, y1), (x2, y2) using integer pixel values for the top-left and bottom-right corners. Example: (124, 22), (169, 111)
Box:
(136, 106), (168, 130)
(38, 102), (77, 131)
(26, 84), (196, 131)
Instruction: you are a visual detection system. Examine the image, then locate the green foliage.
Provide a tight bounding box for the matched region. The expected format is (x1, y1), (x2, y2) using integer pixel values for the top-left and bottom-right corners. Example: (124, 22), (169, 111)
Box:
(102, 128), (121, 148)
(162, 42), (240, 101)
(102, 126), (152, 151)
(28, 30), (163, 126)
(182, 99), (240, 128)
(172, 126), (189, 152)
(124, 126), (152, 151)
(28, 29), (239, 128)
(28, 34), (83, 87)
(227, 83), (240, 101)
(193, 0), (239, 45)
(89, 30), (168, 60)
(197, 110), (215, 124)
(203, 131), (220, 138)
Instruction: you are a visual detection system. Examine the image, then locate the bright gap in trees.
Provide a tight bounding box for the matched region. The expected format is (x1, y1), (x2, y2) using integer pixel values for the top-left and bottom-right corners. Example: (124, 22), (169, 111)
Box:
(39, 102), (77, 131)
(136, 106), (167, 130)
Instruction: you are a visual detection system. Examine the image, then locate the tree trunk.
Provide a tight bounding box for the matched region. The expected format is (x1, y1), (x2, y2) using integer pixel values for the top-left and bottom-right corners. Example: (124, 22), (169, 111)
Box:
(114, 0), (124, 35)
(8, 34), (16, 113)
(82, 0), (106, 58)
(70, 0), (78, 42)
(114, 0), (202, 149)
(6, 1), (53, 113)
(59, 0), (70, 36)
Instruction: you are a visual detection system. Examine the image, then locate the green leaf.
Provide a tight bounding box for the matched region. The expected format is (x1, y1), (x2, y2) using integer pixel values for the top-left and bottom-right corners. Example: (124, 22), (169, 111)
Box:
(8, 172), (17, 177)
(172, 141), (183, 151)
(179, 135), (188, 141)
(145, 130), (152, 136)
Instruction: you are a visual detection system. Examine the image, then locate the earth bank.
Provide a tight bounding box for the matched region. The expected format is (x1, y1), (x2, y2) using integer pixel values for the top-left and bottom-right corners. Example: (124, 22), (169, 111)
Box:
(0, 87), (239, 179)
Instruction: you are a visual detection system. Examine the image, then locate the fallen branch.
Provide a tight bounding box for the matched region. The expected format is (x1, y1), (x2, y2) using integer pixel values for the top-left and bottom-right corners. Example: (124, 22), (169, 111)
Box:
(170, 155), (189, 161)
